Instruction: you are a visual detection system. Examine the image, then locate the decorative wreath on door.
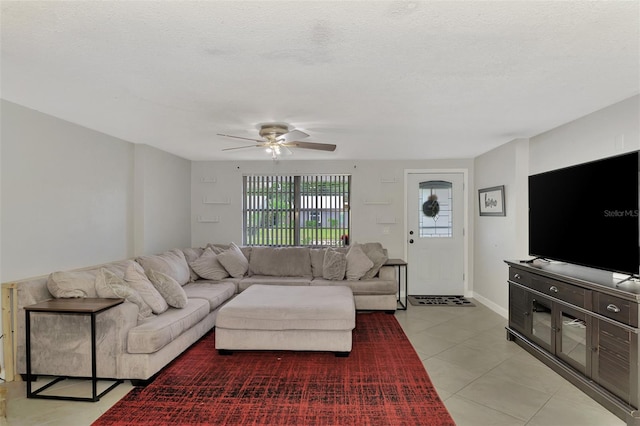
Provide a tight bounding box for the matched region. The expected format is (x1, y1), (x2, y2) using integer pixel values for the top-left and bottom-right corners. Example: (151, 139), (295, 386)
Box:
(422, 194), (440, 217)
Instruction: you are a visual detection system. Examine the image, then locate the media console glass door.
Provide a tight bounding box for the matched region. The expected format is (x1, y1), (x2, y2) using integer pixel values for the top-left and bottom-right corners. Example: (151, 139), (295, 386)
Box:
(557, 305), (590, 375)
(530, 296), (554, 353)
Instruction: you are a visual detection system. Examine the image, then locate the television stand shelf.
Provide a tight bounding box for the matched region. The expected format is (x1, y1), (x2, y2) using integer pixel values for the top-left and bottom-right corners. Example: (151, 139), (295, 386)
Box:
(505, 260), (640, 425)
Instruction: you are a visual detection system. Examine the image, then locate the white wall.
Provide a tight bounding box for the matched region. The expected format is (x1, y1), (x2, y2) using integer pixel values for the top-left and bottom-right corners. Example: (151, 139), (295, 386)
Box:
(1, 100), (135, 280)
(1, 101), (193, 282)
(530, 95), (639, 173)
(191, 159), (474, 262)
(473, 139), (529, 316)
(0, 101), (192, 374)
(134, 144), (191, 255)
(473, 95), (640, 316)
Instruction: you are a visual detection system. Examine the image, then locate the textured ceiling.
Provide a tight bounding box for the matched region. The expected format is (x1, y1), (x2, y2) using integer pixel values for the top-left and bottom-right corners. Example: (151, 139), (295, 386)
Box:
(1, 1), (639, 161)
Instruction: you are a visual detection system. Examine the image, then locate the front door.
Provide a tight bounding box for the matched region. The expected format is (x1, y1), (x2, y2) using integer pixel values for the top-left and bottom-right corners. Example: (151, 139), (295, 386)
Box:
(406, 172), (465, 295)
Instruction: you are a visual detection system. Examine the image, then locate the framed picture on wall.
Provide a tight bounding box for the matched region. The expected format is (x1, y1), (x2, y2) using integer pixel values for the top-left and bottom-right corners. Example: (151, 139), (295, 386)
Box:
(478, 185), (505, 216)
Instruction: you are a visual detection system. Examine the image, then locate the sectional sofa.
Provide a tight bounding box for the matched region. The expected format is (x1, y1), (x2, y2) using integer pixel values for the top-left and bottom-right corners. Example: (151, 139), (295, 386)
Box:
(6, 242), (397, 384)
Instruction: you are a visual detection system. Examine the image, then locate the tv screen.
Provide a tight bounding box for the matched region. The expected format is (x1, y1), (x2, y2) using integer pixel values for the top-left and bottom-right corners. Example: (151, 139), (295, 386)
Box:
(528, 151), (639, 275)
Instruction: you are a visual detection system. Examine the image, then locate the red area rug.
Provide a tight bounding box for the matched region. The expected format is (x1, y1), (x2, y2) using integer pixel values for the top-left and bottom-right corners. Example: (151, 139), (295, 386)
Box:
(93, 312), (454, 425)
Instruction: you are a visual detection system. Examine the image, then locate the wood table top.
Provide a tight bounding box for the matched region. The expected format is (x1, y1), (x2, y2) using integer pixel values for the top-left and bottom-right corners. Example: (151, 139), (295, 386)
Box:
(24, 298), (124, 313)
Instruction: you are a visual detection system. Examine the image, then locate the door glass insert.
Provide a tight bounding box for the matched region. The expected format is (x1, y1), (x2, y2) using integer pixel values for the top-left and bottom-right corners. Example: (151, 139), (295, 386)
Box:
(560, 308), (587, 371)
(418, 180), (453, 238)
(531, 297), (553, 347)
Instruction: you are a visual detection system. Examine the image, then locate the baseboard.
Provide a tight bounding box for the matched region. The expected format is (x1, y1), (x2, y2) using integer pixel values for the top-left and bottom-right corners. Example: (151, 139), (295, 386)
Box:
(471, 292), (508, 319)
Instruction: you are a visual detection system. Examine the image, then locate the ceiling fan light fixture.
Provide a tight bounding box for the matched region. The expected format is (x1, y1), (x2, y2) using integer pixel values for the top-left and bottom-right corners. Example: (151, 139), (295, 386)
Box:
(218, 123), (336, 159)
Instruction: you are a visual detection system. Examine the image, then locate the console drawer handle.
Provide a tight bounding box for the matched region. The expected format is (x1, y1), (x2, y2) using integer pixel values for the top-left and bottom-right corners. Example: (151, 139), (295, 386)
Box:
(514, 273), (521, 279)
(549, 286), (559, 293)
(606, 304), (621, 313)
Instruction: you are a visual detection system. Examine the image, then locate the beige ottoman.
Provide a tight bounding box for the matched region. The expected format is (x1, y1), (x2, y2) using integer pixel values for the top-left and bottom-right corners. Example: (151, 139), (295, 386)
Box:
(215, 284), (356, 356)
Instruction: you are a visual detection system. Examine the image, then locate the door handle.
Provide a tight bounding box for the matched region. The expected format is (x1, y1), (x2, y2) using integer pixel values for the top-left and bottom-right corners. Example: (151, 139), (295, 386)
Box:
(549, 286), (559, 293)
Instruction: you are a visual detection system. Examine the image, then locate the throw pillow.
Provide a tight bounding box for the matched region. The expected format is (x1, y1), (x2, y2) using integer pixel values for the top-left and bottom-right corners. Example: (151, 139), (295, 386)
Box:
(47, 270), (100, 298)
(189, 247), (230, 281)
(148, 270), (188, 308)
(136, 249), (191, 286)
(360, 242), (389, 279)
(217, 242), (249, 278)
(181, 248), (205, 282)
(310, 248), (326, 278)
(95, 268), (153, 321)
(345, 244), (374, 281)
(322, 249), (347, 280)
(125, 261), (169, 314)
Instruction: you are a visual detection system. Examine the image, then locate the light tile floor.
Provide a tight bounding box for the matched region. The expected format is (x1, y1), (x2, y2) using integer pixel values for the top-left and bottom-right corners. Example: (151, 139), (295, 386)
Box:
(395, 301), (625, 426)
(0, 301), (626, 425)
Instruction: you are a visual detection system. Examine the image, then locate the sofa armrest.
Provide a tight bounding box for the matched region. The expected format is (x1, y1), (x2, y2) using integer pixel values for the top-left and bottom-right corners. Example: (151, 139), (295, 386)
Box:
(378, 265), (395, 281)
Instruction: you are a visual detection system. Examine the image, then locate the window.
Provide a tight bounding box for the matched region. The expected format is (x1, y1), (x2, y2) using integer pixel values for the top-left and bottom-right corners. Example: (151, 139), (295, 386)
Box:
(419, 180), (453, 238)
(243, 175), (350, 246)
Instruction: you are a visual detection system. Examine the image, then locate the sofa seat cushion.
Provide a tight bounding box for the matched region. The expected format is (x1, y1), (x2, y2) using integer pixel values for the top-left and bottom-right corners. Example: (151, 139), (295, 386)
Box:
(216, 285), (355, 331)
(127, 299), (210, 354)
(182, 282), (236, 311)
(248, 247), (312, 277)
(239, 276), (312, 292)
(311, 278), (397, 295)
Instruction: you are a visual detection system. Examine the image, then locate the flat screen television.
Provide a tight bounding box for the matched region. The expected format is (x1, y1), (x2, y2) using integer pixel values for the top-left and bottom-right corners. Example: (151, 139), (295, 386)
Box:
(528, 151), (640, 276)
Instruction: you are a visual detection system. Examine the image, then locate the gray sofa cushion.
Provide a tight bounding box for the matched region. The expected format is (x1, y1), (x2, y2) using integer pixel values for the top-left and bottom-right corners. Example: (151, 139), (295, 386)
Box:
(249, 246), (312, 277)
(182, 282), (236, 311)
(148, 270), (188, 308)
(217, 243), (249, 278)
(322, 249), (347, 280)
(216, 285), (355, 331)
(137, 249), (191, 286)
(189, 247), (230, 281)
(47, 269), (99, 298)
(345, 245), (374, 280)
(238, 276), (312, 292)
(310, 277), (397, 295)
(360, 242), (389, 279)
(127, 299), (210, 354)
(95, 268), (153, 321)
(310, 248), (326, 278)
(181, 247), (205, 282)
(124, 261), (169, 314)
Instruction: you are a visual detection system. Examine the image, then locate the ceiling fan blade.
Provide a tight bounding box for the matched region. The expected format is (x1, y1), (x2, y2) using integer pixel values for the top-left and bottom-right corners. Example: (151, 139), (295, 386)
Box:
(277, 129), (309, 143)
(283, 141), (337, 151)
(217, 133), (264, 143)
(222, 144), (264, 151)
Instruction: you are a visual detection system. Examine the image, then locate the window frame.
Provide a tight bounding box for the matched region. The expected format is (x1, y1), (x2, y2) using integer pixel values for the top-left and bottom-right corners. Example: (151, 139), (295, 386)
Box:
(242, 174), (351, 247)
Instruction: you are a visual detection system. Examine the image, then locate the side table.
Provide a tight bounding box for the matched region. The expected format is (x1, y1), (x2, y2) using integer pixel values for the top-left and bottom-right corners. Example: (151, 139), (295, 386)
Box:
(385, 259), (408, 310)
(25, 298), (124, 402)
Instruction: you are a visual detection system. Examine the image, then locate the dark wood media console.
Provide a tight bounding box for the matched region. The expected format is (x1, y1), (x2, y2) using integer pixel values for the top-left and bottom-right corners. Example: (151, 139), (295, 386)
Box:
(505, 260), (640, 425)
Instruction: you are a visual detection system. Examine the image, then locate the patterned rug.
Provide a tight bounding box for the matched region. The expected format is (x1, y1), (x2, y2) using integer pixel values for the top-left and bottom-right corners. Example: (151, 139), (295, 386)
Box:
(93, 312), (454, 425)
(409, 295), (475, 307)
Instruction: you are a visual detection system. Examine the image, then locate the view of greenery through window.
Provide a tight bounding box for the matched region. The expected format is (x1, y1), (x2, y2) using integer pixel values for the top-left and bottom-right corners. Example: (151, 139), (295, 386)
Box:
(243, 175), (350, 246)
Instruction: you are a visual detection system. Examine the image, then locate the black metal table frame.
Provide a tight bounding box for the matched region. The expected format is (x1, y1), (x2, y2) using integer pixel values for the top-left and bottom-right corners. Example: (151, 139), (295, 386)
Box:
(25, 302), (124, 402)
(385, 259), (408, 310)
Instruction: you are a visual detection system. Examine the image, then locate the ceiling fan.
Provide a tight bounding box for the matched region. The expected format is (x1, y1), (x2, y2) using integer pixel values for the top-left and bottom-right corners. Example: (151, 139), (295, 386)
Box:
(217, 123), (336, 159)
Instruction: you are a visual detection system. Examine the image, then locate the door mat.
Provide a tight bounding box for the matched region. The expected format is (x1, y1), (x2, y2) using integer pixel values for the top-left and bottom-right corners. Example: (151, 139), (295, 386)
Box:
(408, 295), (475, 307)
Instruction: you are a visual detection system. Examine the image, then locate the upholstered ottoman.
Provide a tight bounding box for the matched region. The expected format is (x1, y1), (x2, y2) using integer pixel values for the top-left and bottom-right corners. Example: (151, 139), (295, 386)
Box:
(215, 284), (356, 356)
